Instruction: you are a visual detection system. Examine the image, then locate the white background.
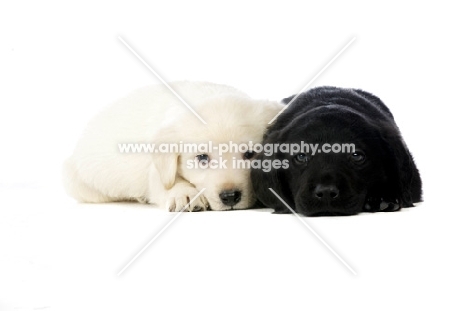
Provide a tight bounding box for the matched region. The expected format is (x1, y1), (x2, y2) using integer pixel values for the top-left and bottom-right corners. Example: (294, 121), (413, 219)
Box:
(1, 1), (467, 310)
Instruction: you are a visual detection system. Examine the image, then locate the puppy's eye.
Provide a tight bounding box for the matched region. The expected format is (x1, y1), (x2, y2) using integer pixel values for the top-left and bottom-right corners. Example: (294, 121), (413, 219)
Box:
(196, 154), (210, 164)
(351, 152), (365, 163)
(294, 153), (310, 164)
(243, 151), (256, 160)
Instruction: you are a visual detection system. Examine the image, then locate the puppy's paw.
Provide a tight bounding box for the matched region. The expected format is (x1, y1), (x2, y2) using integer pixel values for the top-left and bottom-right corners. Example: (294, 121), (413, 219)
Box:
(379, 200), (401, 212)
(136, 197), (148, 204)
(364, 197), (401, 212)
(166, 185), (209, 212)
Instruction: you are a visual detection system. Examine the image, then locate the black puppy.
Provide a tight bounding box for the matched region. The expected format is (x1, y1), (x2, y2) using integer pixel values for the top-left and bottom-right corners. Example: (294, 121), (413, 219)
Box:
(251, 86), (422, 216)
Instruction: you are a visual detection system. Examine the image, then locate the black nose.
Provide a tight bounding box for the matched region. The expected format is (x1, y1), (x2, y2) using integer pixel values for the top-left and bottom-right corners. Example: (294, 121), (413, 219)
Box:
(314, 184), (339, 200)
(219, 190), (242, 206)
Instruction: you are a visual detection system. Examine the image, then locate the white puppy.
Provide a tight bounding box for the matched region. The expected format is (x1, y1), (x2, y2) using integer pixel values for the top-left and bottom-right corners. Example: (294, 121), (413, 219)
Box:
(63, 81), (283, 212)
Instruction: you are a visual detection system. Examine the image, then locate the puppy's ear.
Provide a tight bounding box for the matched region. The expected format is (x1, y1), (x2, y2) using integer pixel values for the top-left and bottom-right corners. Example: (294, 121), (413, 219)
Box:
(382, 132), (422, 207)
(153, 153), (179, 190)
(281, 94), (296, 104)
(251, 150), (293, 214)
(152, 125), (180, 190)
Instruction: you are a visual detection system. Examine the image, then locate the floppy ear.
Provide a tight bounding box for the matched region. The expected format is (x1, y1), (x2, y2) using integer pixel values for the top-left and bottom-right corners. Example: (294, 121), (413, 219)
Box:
(250, 134), (295, 213)
(153, 153), (179, 190)
(382, 131), (422, 207)
(281, 94), (296, 104)
(151, 125), (180, 190)
(251, 160), (293, 213)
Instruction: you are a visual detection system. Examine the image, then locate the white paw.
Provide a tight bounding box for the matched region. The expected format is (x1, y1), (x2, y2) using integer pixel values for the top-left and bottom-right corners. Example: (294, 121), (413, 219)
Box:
(166, 185), (209, 212)
(136, 197), (148, 204)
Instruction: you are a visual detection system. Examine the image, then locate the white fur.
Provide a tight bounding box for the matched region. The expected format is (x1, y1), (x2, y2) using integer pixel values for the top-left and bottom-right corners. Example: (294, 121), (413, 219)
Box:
(63, 81), (283, 211)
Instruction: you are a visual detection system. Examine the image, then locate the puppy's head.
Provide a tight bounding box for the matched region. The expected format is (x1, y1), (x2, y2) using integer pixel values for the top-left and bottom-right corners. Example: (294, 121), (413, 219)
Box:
(252, 104), (422, 216)
(153, 94), (284, 211)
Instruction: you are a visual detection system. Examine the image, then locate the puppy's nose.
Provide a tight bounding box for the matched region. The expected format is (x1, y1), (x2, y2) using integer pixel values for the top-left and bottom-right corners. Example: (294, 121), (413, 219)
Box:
(314, 184), (339, 200)
(219, 190), (242, 206)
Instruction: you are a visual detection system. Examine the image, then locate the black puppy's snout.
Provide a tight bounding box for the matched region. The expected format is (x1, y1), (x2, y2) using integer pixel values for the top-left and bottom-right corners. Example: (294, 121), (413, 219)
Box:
(314, 184), (339, 200)
(219, 190), (242, 206)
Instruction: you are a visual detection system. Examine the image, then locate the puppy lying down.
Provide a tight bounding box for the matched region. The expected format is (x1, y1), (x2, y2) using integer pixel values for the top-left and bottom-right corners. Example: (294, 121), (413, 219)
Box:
(251, 86), (422, 216)
(63, 81), (284, 212)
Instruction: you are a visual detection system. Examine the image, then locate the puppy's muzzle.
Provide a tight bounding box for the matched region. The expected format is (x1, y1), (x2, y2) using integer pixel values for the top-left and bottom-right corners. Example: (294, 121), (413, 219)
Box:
(219, 190), (242, 207)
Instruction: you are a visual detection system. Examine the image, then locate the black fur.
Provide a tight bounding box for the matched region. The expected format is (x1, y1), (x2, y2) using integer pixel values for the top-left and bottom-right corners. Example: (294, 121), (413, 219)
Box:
(251, 86), (422, 216)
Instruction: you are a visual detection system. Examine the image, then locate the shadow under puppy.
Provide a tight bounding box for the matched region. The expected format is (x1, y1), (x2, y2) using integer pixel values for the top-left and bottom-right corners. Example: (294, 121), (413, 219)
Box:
(251, 86), (422, 216)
